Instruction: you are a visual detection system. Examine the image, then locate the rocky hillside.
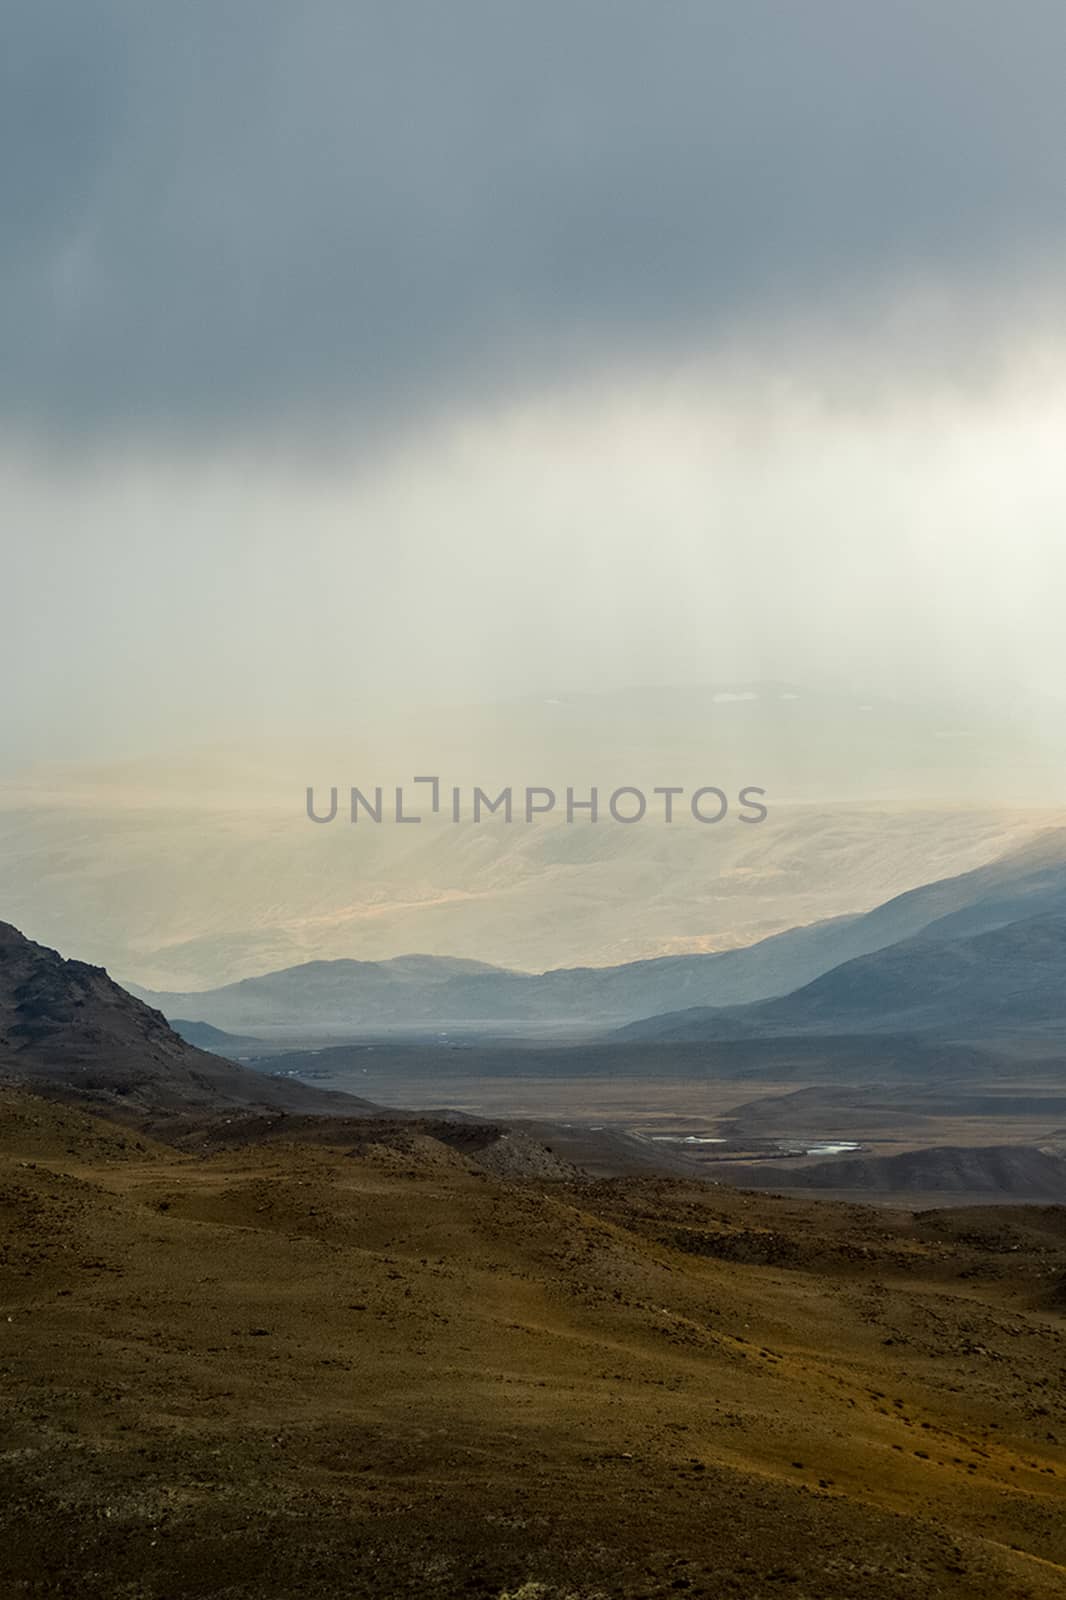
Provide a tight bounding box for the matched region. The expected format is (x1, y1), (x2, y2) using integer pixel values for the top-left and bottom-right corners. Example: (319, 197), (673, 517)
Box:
(3, 1085), (1066, 1598)
(0, 920), (376, 1124)
(729, 1141), (1066, 1199)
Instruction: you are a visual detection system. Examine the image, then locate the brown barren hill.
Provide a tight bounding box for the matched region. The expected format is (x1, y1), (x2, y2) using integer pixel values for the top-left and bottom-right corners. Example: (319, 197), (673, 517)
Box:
(730, 1143), (1066, 1198)
(2, 1080), (1066, 1599)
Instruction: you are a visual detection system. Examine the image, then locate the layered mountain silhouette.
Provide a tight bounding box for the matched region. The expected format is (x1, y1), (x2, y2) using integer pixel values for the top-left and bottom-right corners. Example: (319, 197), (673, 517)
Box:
(130, 923), (861, 1032)
(6, 691), (1058, 989)
(619, 912), (1066, 1042)
(132, 828), (1066, 1036)
(0, 921), (375, 1121)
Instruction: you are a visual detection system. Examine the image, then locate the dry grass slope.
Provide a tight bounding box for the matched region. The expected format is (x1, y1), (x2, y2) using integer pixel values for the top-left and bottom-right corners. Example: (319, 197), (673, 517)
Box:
(2, 1087), (1066, 1597)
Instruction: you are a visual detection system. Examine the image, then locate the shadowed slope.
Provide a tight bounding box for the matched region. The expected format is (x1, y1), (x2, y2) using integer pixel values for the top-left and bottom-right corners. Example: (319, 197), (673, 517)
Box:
(0, 921), (378, 1123)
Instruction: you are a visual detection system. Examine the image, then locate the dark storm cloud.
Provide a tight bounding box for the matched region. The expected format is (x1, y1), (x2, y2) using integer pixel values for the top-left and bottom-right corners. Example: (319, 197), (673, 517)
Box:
(4, 1), (1066, 442)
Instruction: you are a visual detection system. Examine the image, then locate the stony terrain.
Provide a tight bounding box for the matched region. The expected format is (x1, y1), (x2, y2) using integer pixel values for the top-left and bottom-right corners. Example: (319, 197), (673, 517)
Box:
(729, 1142), (1066, 1198)
(0, 920), (378, 1126)
(2, 1084), (1066, 1599)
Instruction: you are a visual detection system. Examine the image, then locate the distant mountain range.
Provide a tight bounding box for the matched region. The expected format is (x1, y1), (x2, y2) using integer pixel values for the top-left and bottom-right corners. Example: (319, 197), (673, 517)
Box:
(131, 923), (862, 1032)
(620, 912), (1066, 1042)
(620, 827), (1066, 1041)
(132, 828), (1066, 1037)
(3, 687), (1059, 988)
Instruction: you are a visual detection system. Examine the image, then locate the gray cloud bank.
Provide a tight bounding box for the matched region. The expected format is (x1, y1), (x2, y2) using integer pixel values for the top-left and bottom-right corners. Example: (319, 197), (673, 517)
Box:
(5, 1), (1066, 445)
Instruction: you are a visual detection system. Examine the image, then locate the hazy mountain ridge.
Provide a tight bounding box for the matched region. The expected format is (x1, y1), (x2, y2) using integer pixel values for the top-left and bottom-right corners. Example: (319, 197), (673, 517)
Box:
(129, 916), (865, 1030)
(620, 911), (1066, 1044)
(132, 827), (1066, 1035)
(1, 702), (1056, 987)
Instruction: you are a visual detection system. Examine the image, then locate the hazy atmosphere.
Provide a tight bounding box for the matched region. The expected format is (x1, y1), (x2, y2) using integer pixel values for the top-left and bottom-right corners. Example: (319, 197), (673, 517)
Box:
(6, 10), (1066, 1599)
(4, 3), (1066, 768)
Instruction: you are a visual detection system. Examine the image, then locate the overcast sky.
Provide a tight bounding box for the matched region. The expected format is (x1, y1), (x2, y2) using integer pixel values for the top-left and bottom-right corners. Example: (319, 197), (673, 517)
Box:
(4, 3), (1066, 766)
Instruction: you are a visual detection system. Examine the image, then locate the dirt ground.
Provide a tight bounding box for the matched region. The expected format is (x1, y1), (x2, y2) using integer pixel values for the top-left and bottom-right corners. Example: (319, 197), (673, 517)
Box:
(2, 1087), (1066, 1599)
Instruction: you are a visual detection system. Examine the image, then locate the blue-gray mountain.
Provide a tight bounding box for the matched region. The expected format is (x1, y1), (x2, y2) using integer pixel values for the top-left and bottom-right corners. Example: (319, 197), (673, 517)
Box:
(132, 828), (1066, 1035)
(619, 913), (1066, 1043)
